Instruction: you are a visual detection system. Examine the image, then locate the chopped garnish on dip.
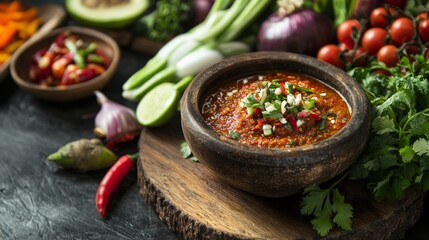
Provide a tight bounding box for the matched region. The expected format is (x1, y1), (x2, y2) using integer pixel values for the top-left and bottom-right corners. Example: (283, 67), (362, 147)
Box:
(202, 72), (350, 148)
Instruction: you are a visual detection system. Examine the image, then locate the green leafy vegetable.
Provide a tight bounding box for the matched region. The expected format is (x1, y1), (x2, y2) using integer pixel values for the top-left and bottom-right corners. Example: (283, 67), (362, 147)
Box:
(180, 141), (199, 162)
(348, 55), (429, 201)
(229, 131), (241, 140)
(300, 174), (353, 237)
(133, 0), (192, 42)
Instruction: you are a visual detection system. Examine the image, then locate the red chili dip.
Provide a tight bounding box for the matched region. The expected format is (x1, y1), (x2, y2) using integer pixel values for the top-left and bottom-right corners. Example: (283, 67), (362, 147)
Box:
(201, 72), (351, 148)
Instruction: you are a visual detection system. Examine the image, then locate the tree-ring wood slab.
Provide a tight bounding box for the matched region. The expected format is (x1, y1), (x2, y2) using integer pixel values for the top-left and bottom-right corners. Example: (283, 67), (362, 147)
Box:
(137, 117), (424, 239)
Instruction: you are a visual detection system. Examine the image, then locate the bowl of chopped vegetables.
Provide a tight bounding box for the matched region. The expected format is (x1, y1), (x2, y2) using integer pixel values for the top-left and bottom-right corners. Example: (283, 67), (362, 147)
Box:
(0, 3), (66, 83)
(181, 51), (371, 197)
(10, 26), (119, 101)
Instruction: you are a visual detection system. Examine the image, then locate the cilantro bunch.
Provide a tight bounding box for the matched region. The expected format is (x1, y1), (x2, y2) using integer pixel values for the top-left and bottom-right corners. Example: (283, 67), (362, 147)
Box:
(301, 55), (429, 236)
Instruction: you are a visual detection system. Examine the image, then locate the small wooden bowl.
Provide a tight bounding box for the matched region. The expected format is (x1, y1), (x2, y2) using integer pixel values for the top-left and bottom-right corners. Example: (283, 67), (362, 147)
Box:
(0, 4), (66, 83)
(181, 52), (371, 197)
(10, 26), (120, 102)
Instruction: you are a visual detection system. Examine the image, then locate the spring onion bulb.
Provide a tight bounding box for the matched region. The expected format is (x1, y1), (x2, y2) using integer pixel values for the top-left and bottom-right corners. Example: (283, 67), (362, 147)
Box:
(94, 91), (141, 142)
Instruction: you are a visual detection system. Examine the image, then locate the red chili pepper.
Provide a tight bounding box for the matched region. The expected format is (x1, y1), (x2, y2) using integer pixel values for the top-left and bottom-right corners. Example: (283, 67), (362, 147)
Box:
(253, 107), (262, 117)
(310, 113), (321, 121)
(280, 83), (286, 95)
(105, 133), (138, 150)
(286, 115), (298, 131)
(96, 153), (139, 219)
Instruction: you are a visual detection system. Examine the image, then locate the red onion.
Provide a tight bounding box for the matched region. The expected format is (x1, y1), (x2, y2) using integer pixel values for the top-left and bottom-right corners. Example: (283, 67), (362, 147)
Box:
(193, 0), (214, 25)
(257, 8), (335, 56)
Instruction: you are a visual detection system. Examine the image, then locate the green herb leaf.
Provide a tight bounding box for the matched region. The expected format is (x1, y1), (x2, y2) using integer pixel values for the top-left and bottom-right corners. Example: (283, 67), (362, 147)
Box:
(413, 138), (429, 156)
(180, 141), (199, 162)
(300, 185), (327, 215)
(301, 185), (352, 237)
(180, 141), (192, 158)
(399, 146), (414, 163)
(229, 131), (241, 140)
(311, 204), (333, 237)
(332, 189), (353, 231)
(371, 116), (397, 135)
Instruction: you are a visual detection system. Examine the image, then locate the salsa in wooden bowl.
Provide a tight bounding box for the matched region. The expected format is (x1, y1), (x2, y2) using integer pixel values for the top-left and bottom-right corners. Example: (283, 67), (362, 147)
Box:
(181, 52), (371, 197)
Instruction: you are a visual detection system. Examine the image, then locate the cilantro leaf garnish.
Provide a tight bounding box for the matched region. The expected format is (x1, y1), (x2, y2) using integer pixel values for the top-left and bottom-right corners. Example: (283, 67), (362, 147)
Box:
(180, 141), (199, 162)
(301, 179), (353, 237)
(229, 131), (241, 140)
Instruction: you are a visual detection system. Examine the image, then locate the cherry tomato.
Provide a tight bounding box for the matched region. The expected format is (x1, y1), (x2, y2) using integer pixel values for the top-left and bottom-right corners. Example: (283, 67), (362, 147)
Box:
(416, 12), (429, 21)
(317, 44), (342, 68)
(390, 18), (415, 45)
(419, 19), (429, 43)
(385, 0), (406, 9)
(337, 19), (361, 50)
(370, 7), (394, 28)
(377, 45), (399, 67)
(362, 28), (388, 55)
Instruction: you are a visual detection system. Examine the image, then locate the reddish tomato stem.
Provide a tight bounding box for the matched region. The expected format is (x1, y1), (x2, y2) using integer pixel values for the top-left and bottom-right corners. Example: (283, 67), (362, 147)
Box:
(95, 153), (139, 218)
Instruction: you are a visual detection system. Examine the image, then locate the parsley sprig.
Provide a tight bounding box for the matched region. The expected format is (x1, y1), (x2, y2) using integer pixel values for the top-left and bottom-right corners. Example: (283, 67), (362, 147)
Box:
(301, 55), (429, 237)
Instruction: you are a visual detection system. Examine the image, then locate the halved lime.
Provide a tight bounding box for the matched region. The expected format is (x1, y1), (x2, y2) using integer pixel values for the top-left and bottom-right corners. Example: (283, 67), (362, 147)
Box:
(136, 82), (179, 127)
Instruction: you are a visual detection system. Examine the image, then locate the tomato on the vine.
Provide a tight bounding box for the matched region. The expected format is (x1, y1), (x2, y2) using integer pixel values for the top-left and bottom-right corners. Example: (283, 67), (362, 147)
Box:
(317, 44), (342, 68)
(362, 28), (388, 55)
(377, 45), (399, 67)
(416, 12), (429, 21)
(370, 7), (394, 28)
(337, 19), (361, 50)
(390, 17), (415, 45)
(419, 19), (429, 43)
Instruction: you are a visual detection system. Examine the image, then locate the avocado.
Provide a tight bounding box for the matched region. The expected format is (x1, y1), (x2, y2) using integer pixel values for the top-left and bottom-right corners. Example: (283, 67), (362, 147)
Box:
(66, 0), (149, 29)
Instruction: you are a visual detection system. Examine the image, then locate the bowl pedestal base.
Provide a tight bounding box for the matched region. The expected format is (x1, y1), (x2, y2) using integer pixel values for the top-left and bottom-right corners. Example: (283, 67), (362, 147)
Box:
(137, 116), (424, 239)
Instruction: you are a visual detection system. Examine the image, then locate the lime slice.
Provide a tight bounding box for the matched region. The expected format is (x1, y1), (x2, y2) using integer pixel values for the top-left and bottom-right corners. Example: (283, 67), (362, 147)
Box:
(136, 82), (179, 127)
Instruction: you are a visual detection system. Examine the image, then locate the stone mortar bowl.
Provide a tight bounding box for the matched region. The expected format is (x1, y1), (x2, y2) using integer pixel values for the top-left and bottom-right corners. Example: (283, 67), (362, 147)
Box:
(181, 51), (371, 197)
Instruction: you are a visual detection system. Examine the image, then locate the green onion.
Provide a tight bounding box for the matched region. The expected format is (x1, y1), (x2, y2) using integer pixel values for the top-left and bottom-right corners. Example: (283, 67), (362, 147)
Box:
(319, 116), (327, 130)
(304, 99), (316, 109)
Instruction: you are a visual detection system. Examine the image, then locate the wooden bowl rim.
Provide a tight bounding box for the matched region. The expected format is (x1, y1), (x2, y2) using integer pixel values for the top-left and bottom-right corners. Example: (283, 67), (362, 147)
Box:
(182, 51), (370, 165)
(10, 26), (120, 94)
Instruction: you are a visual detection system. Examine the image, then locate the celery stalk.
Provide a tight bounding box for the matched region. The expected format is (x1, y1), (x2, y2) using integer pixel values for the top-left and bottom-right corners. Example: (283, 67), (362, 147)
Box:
(196, 0), (248, 42)
(219, 0), (271, 42)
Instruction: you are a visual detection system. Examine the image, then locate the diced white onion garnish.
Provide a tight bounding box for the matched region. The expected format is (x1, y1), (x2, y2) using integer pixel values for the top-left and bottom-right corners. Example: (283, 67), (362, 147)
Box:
(232, 89), (238, 93)
(331, 119), (336, 124)
(266, 105), (276, 112)
(243, 79), (248, 84)
(227, 92), (233, 97)
(280, 118), (287, 124)
(287, 94), (295, 105)
(320, 93), (327, 97)
(274, 88), (282, 95)
(281, 100), (287, 114)
(297, 119), (304, 127)
(258, 76), (264, 80)
(294, 93), (302, 106)
(262, 124), (272, 136)
(259, 88), (267, 103)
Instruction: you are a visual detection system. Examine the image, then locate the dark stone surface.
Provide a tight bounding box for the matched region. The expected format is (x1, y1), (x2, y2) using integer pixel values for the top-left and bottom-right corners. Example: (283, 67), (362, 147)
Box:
(0, 1), (427, 239)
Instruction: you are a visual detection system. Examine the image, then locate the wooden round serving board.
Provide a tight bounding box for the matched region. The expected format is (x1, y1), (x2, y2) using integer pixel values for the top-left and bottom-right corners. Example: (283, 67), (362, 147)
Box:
(137, 116), (425, 240)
